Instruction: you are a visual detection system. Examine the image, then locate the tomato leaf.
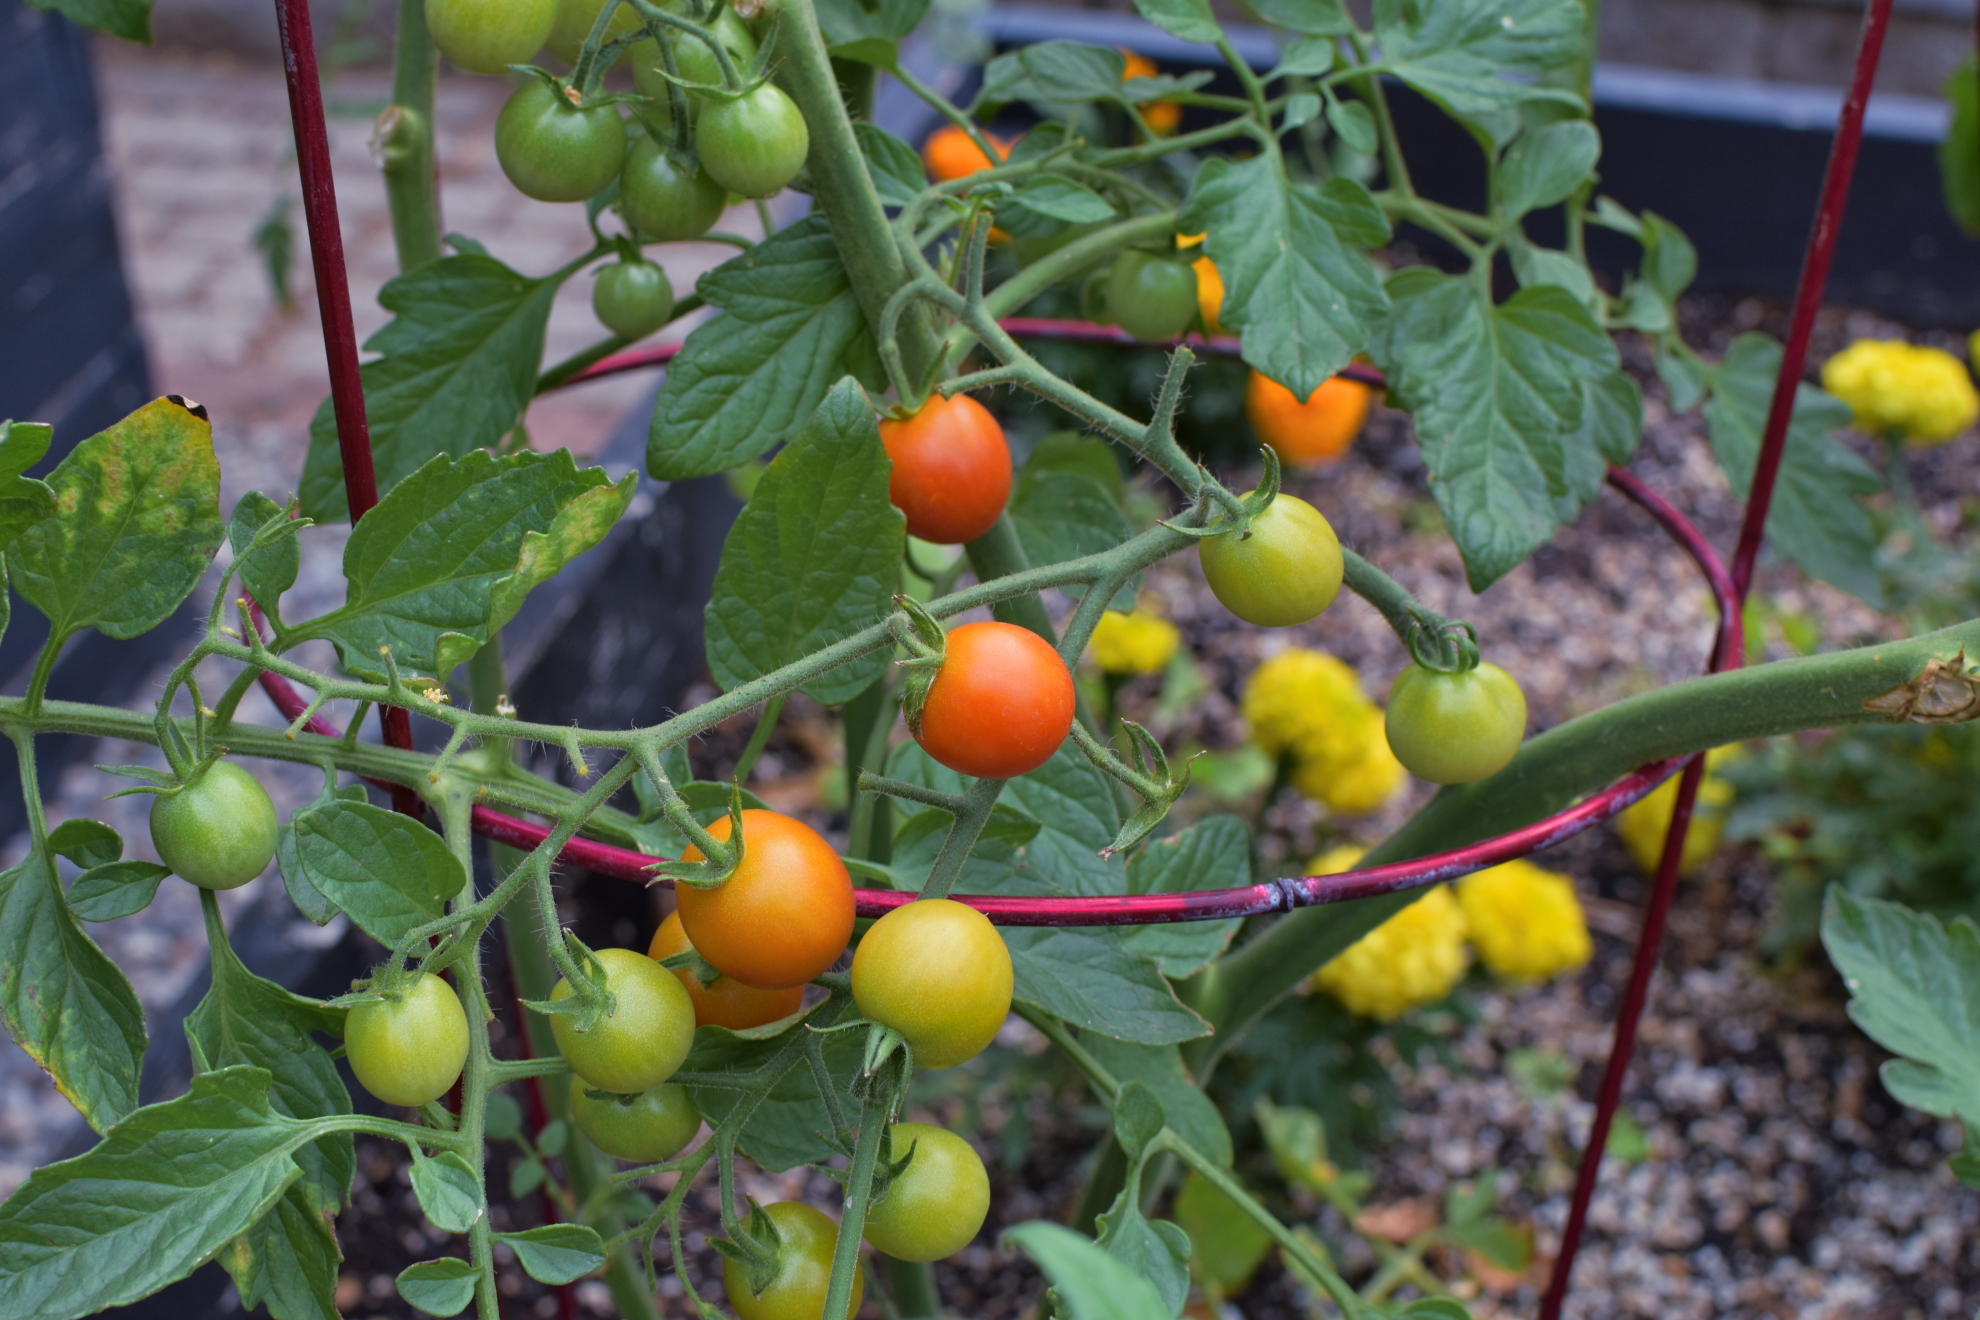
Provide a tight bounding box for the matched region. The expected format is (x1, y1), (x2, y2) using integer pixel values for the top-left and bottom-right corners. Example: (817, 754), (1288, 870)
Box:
(66, 860), (170, 923)
(8, 397), (222, 646)
(1002, 1222), (1172, 1320)
(977, 42), (1126, 107)
(1094, 1084), (1190, 1316)
(47, 818), (120, 870)
(1182, 155), (1391, 401)
(1941, 55), (1980, 237)
(815, 0), (928, 46)
(647, 215), (885, 481)
(1821, 890), (1980, 1131)
(219, 1184), (344, 1320)
(679, 998), (866, 1171)
(495, 1224), (607, 1285)
(1703, 333), (1886, 606)
(411, 1151), (485, 1234)
(1082, 1035), (1232, 1167)
(1371, 0), (1586, 132)
(0, 1067), (322, 1318)
(0, 846), (146, 1132)
(299, 253), (562, 519)
(1248, 0), (1351, 35)
(1496, 120), (1600, 220)
(1006, 927), (1210, 1045)
(1369, 269), (1618, 590)
(1009, 471), (1134, 607)
(286, 448), (634, 683)
(0, 419), (55, 555)
(1120, 816), (1248, 978)
(23, 0), (149, 42)
(229, 490), (303, 626)
(1171, 1172), (1273, 1294)
(1131, 0), (1219, 45)
(854, 123), (924, 208)
(703, 378), (905, 707)
(395, 1258), (478, 1317)
(1009, 175), (1115, 224)
(288, 801), (466, 948)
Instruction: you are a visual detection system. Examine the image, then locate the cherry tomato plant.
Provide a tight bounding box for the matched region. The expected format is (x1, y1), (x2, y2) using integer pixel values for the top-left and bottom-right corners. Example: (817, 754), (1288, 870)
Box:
(0, 1), (1972, 1319)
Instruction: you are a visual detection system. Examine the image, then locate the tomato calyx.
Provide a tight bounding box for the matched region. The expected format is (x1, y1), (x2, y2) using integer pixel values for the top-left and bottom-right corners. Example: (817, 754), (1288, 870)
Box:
(713, 1197), (787, 1295)
(1067, 718), (1203, 857)
(1405, 616), (1482, 675)
(887, 594), (950, 740)
(1163, 444), (1282, 543)
(640, 761), (747, 889)
(522, 931), (619, 1034)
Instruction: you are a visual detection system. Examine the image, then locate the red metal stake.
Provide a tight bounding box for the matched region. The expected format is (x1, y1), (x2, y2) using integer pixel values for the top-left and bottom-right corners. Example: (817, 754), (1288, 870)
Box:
(1544, 2), (1893, 1312)
(270, 0), (420, 816)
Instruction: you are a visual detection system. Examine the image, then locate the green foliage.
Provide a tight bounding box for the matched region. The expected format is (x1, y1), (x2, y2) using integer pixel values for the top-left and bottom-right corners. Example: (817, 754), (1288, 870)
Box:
(1941, 55), (1980, 237)
(24, 0), (150, 42)
(1002, 1220), (1172, 1319)
(287, 800), (466, 946)
(300, 251), (565, 519)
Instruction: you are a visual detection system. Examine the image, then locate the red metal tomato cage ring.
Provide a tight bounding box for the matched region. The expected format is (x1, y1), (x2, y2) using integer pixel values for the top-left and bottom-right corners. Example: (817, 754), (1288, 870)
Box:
(258, 0), (1897, 1308)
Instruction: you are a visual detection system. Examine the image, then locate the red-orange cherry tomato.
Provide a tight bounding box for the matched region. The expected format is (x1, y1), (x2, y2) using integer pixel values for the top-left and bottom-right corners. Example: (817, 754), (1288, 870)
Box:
(878, 394), (1013, 545)
(648, 911), (804, 1031)
(913, 621), (1075, 780)
(675, 810), (855, 990)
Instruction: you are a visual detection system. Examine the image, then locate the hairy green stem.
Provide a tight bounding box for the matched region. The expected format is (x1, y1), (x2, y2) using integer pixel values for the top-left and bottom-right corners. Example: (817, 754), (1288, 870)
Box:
(1182, 616), (1980, 1076)
(822, 1077), (894, 1320)
(381, 0), (441, 271)
(881, 1255), (942, 1318)
(919, 777), (1005, 899)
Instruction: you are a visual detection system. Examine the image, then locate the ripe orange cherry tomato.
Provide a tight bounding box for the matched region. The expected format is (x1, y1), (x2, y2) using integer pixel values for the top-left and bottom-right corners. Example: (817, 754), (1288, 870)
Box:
(913, 621), (1075, 780)
(878, 394), (1012, 546)
(648, 911), (803, 1031)
(1245, 371), (1370, 468)
(1119, 50), (1181, 134)
(921, 123), (1011, 181)
(1193, 255), (1224, 335)
(675, 810), (855, 990)
(852, 899), (1012, 1070)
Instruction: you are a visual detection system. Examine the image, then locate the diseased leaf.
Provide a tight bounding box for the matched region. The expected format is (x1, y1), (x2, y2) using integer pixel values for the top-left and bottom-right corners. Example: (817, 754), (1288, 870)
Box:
(285, 448), (633, 682)
(0, 1068), (318, 1319)
(9, 397), (222, 644)
(1822, 890), (1980, 1130)
(703, 379), (904, 707)
(1182, 156), (1391, 400)
(647, 216), (885, 480)
(0, 848), (146, 1132)
(395, 1258), (478, 1316)
(219, 1186), (343, 1320)
(1121, 817), (1249, 978)
(1703, 333), (1885, 605)
(1371, 0), (1587, 129)
(1002, 1222), (1172, 1320)
(300, 254), (563, 519)
(495, 1224), (607, 1284)
(1370, 269), (1617, 589)
(289, 801), (465, 948)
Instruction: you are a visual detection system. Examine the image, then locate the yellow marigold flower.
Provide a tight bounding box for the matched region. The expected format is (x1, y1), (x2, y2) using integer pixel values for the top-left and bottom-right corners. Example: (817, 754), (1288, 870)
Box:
(1089, 609), (1181, 675)
(1311, 885), (1468, 1022)
(1820, 339), (1978, 445)
(1244, 650), (1403, 815)
(1456, 859), (1591, 985)
(1615, 745), (1740, 876)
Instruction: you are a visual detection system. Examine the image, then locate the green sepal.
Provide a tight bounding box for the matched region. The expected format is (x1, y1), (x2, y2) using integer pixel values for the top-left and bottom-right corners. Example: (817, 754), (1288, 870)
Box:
(860, 1022), (907, 1079)
(646, 779), (747, 889)
(1403, 618), (1481, 674)
(890, 594), (948, 740)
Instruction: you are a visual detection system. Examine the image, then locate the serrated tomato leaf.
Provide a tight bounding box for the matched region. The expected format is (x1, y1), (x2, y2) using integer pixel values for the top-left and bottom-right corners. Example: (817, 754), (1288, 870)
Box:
(1370, 269), (1617, 589)
(495, 1224), (607, 1284)
(647, 216), (885, 480)
(9, 397), (222, 645)
(703, 378), (904, 707)
(230, 490), (302, 626)
(288, 801), (465, 948)
(220, 1185), (343, 1320)
(300, 253), (563, 519)
(1002, 1222), (1172, 1320)
(66, 860), (170, 922)
(1080, 1034), (1232, 1167)
(285, 447), (633, 682)
(0, 1067), (322, 1319)
(395, 1257), (478, 1316)
(1121, 816), (1249, 978)
(1371, 0), (1587, 128)
(0, 847), (146, 1132)
(1182, 156), (1390, 400)
(1702, 333), (1886, 605)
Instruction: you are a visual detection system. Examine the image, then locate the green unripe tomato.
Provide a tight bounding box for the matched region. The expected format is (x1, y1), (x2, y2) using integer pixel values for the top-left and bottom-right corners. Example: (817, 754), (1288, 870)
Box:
(425, 0), (556, 75)
(549, 946), (696, 1094)
(695, 84), (809, 198)
(1384, 661), (1528, 784)
(592, 259), (675, 338)
(543, 0), (638, 66)
(568, 1075), (701, 1163)
(495, 80), (627, 203)
(862, 1122), (990, 1262)
(1198, 492), (1343, 627)
(851, 898), (1012, 1070)
(618, 136), (728, 242)
(1105, 249), (1198, 343)
(344, 973), (470, 1108)
(630, 8), (757, 105)
(149, 760), (280, 891)
(721, 1202), (863, 1320)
